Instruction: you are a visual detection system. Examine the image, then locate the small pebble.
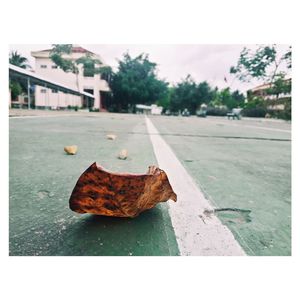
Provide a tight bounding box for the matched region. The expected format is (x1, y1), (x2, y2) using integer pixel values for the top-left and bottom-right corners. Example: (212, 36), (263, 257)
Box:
(107, 134), (117, 140)
(64, 145), (78, 155)
(118, 149), (128, 160)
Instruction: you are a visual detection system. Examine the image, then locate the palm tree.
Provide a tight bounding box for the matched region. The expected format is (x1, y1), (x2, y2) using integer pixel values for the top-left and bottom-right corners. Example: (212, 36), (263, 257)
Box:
(9, 51), (30, 69)
(9, 51), (31, 106)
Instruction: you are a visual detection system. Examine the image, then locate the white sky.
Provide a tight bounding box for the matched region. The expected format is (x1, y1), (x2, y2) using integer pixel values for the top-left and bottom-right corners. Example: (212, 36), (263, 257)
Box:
(9, 44), (291, 93)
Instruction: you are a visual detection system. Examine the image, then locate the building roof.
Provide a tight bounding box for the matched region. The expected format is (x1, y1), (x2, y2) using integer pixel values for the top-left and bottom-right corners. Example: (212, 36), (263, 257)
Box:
(250, 83), (272, 92)
(36, 46), (93, 54)
(9, 64), (94, 99)
(31, 45), (107, 66)
(248, 78), (292, 93)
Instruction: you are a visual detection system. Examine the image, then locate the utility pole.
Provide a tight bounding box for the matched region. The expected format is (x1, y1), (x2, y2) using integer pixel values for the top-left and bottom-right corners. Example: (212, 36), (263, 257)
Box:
(27, 77), (31, 110)
(44, 84), (48, 109)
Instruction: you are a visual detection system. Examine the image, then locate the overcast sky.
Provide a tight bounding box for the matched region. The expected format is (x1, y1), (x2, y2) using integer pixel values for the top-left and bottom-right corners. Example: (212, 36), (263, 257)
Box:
(9, 44), (291, 93)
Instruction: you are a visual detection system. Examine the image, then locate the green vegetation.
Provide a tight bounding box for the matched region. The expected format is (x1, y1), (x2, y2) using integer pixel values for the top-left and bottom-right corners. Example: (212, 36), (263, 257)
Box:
(108, 53), (168, 112)
(230, 45), (292, 120)
(10, 44), (291, 119)
(50, 44), (113, 77)
(50, 44), (113, 92)
(9, 50), (30, 69)
(48, 46), (244, 114)
(9, 44), (247, 115)
(9, 51), (30, 100)
(168, 75), (245, 115)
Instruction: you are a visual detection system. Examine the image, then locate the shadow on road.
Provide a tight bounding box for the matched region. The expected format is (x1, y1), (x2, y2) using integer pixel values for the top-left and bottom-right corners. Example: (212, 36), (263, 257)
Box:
(56, 206), (176, 256)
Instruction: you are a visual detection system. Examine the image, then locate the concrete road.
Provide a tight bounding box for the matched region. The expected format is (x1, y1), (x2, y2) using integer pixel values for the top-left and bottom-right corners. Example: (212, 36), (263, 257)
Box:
(150, 115), (291, 255)
(9, 113), (178, 256)
(9, 111), (291, 256)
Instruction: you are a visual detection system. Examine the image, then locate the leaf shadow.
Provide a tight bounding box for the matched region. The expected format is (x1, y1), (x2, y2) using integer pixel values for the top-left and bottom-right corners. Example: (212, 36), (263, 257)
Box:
(60, 206), (166, 256)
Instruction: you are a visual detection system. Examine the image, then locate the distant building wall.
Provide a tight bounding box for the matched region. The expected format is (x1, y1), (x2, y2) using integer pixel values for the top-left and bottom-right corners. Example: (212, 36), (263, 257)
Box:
(35, 86), (81, 109)
(31, 47), (110, 109)
(247, 78), (291, 111)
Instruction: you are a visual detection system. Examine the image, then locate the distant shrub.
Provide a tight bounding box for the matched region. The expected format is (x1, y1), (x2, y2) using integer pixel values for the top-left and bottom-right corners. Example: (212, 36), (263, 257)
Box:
(267, 109), (291, 121)
(206, 107), (229, 116)
(89, 108), (100, 112)
(242, 107), (267, 118)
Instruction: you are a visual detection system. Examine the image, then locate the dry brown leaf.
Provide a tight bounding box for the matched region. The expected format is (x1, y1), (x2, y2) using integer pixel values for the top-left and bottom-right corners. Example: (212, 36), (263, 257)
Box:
(69, 163), (177, 217)
(64, 145), (78, 155)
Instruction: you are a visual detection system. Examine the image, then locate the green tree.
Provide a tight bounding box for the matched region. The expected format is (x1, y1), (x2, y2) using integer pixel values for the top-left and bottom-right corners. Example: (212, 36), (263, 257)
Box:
(156, 87), (172, 111)
(9, 81), (23, 100)
(9, 51), (31, 101)
(9, 51), (30, 69)
(231, 90), (245, 108)
(230, 46), (276, 82)
(50, 44), (76, 72)
(230, 45), (291, 84)
(50, 44), (111, 91)
(266, 74), (291, 100)
(209, 87), (222, 107)
(230, 45), (291, 119)
(208, 88), (245, 110)
(196, 81), (214, 105)
(219, 88), (235, 109)
(169, 78), (245, 114)
(110, 53), (168, 112)
(169, 75), (197, 113)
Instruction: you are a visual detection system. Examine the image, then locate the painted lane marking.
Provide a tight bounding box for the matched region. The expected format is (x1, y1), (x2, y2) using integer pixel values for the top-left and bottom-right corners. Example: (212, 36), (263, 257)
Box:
(145, 116), (245, 256)
(9, 114), (77, 119)
(205, 119), (291, 133)
(225, 123), (291, 133)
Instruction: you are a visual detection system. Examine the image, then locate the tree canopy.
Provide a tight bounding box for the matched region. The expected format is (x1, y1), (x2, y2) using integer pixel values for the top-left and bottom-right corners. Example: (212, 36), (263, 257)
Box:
(48, 45), (248, 114)
(9, 51), (30, 69)
(168, 75), (244, 114)
(109, 53), (169, 112)
(9, 51), (30, 100)
(230, 45), (291, 84)
(50, 44), (110, 76)
(230, 45), (292, 119)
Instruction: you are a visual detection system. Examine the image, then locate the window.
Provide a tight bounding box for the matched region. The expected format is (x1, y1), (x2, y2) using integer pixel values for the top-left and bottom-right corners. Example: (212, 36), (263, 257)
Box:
(41, 89), (47, 93)
(83, 88), (94, 95)
(52, 89), (58, 93)
(40, 65), (47, 68)
(52, 65), (58, 69)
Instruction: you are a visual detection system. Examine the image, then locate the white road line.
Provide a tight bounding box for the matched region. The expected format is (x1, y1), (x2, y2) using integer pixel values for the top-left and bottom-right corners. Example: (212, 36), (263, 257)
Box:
(238, 124), (291, 133)
(145, 116), (245, 256)
(9, 114), (77, 119)
(222, 122), (291, 133)
(206, 119), (291, 133)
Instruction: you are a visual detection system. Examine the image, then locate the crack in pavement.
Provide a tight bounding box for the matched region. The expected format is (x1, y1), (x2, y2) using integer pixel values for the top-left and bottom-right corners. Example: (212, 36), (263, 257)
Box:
(87, 130), (291, 142)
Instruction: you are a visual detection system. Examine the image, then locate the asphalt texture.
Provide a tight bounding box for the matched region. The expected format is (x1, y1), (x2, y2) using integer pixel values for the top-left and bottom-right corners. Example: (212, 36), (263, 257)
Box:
(9, 113), (179, 256)
(9, 112), (291, 256)
(150, 116), (291, 256)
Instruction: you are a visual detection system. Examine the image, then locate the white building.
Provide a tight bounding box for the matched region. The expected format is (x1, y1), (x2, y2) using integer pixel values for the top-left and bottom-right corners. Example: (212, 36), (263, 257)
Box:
(136, 104), (163, 115)
(247, 78), (291, 111)
(31, 46), (110, 110)
(9, 63), (95, 109)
